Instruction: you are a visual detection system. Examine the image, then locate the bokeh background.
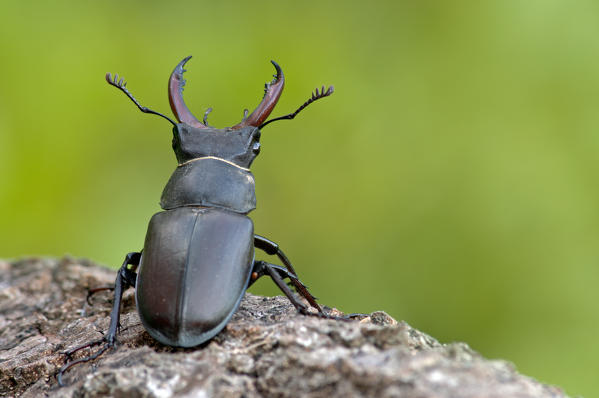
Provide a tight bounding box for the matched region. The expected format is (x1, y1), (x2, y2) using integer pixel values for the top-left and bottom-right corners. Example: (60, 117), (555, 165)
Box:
(1, 1), (598, 396)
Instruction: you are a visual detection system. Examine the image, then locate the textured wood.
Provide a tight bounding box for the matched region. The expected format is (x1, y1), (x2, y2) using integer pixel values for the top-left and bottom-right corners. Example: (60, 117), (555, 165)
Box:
(0, 257), (569, 397)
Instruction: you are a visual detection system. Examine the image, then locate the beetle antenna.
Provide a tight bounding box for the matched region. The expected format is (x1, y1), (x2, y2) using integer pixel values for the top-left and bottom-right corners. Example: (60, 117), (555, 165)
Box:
(106, 72), (177, 126)
(258, 85), (334, 129)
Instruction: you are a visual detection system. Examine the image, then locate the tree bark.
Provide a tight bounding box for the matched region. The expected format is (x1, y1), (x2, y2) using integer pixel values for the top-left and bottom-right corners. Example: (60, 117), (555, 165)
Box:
(0, 257), (569, 397)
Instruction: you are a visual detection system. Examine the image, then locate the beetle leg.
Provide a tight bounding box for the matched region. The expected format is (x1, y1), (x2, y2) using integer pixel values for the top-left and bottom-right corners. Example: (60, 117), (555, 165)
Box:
(57, 251), (141, 386)
(254, 235), (322, 313)
(248, 261), (305, 289)
(86, 285), (114, 305)
(252, 260), (350, 321)
(85, 265), (137, 305)
(251, 260), (311, 314)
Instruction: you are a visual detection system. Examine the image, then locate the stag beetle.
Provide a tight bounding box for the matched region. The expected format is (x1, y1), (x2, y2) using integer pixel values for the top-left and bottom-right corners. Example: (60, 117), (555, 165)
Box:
(58, 56), (338, 385)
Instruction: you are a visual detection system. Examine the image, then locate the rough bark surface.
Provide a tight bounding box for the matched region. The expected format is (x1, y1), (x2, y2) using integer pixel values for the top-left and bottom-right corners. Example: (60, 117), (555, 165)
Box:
(0, 257), (569, 398)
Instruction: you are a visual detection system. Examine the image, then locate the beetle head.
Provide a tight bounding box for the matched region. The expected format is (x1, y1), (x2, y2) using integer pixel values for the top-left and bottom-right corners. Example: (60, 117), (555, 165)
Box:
(171, 124), (261, 168)
(106, 56), (333, 169)
(168, 56), (283, 168)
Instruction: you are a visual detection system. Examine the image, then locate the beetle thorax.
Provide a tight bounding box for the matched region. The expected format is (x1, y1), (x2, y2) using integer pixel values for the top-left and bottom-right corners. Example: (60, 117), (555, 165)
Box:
(172, 124), (261, 169)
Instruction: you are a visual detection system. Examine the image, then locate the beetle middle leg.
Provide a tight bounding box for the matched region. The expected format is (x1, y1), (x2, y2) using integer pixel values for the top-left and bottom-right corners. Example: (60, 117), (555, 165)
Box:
(85, 258), (138, 305)
(57, 251), (141, 386)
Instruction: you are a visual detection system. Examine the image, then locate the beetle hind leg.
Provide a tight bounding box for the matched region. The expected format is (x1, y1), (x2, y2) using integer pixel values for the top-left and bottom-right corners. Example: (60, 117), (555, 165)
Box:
(249, 260), (350, 321)
(57, 251), (141, 386)
(249, 260), (312, 314)
(254, 235), (323, 313)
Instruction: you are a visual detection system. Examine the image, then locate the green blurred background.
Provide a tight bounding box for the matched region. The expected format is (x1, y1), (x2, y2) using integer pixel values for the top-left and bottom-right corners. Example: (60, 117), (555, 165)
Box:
(1, 0), (598, 395)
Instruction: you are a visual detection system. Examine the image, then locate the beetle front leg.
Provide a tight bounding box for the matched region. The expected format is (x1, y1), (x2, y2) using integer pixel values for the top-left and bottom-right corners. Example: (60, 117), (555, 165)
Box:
(254, 235), (323, 313)
(57, 251), (141, 386)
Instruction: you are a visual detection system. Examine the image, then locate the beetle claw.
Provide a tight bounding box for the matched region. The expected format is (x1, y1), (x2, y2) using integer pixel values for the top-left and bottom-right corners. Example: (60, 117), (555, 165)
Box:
(168, 56), (209, 129)
(231, 60), (285, 129)
(57, 336), (116, 387)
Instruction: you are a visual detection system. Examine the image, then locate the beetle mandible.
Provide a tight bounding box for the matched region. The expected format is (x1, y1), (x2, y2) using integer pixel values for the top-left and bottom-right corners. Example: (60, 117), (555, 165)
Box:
(58, 56), (338, 385)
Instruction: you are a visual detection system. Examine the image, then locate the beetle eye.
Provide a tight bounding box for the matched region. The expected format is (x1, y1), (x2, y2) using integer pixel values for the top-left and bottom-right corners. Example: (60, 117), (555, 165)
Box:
(252, 142), (261, 154)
